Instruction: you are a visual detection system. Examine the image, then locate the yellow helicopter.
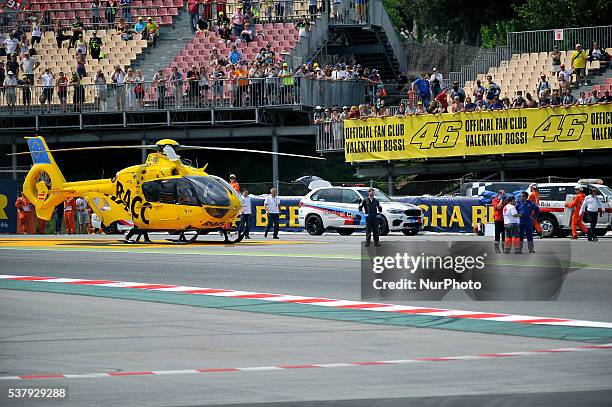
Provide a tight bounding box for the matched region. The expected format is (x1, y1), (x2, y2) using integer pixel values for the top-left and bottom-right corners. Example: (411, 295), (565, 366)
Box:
(15, 136), (323, 244)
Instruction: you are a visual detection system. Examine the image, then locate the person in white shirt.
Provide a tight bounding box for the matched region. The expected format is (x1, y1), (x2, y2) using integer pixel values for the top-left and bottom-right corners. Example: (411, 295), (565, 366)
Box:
(580, 188), (603, 242)
(263, 187), (281, 239)
(75, 197), (89, 234)
(576, 91), (588, 105)
(4, 71), (18, 113)
(3, 35), (19, 55)
(502, 196), (521, 253)
(238, 189), (252, 239)
(39, 68), (55, 113)
(430, 67), (442, 83)
(558, 65), (571, 83)
(20, 52), (39, 84)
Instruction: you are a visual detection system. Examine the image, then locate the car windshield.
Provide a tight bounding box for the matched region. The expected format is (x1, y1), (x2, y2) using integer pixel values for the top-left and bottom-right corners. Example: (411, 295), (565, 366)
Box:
(186, 176), (230, 206)
(595, 185), (612, 197)
(357, 189), (392, 202)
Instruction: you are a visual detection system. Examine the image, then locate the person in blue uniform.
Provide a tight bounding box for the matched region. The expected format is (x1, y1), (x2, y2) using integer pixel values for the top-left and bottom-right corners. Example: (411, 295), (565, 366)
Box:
(517, 191), (540, 253)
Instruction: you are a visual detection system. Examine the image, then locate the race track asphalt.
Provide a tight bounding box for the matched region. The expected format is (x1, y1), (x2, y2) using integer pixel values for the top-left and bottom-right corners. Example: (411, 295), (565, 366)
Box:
(0, 233), (611, 406)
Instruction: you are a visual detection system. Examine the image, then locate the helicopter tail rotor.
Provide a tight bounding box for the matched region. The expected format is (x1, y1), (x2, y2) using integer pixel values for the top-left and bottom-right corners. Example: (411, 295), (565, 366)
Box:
(22, 136), (70, 220)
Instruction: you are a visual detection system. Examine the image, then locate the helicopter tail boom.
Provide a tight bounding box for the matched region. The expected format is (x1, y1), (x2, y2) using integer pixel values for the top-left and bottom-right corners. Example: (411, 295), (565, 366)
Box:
(22, 136), (69, 220)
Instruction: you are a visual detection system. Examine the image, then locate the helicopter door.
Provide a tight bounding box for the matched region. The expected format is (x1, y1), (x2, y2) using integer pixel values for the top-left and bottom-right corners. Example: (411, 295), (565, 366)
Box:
(142, 179), (180, 224)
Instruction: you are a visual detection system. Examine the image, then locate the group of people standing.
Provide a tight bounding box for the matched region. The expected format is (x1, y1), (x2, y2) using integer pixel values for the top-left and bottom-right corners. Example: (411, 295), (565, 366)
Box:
(494, 186), (541, 254)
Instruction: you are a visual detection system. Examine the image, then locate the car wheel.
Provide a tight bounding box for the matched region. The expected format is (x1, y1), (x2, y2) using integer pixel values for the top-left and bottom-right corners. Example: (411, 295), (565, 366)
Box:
(305, 215), (324, 236)
(337, 228), (354, 236)
(402, 229), (418, 236)
(378, 216), (389, 236)
(539, 216), (557, 238)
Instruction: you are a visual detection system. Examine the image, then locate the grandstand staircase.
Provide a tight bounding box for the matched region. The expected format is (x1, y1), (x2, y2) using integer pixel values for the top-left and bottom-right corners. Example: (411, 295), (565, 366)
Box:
(131, 4), (194, 82)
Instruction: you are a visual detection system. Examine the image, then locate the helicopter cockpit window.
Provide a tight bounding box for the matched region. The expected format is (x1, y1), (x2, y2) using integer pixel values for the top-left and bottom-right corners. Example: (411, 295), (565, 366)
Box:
(176, 180), (200, 206)
(186, 176), (231, 207)
(142, 181), (160, 202)
(158, 180), (177, 204)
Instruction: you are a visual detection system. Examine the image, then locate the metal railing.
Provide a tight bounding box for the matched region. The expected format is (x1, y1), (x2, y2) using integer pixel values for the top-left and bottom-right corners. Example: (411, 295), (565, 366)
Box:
(507, 25), (612, 54)
(0, 76), (371, 115)
(448, 46), (510, 88)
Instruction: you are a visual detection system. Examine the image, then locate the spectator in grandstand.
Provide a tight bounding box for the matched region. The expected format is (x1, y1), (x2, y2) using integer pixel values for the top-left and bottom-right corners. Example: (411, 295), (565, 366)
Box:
(240, 22), (254, 43)
(558, 64), (571, 83)
(464, 96), (476, 112)
(217, 10), (230, 28)
(474, 95), (489, 110)
(20, 52), (39, 85)
(3, 71), (17, 113)
(558, 75), (571, 95)
(3, 33), (19, 55)
(75, 34), (87, 56)
(17, 37), (29, 57)
(489, 96), (503, 110)
(430, 67), (442, 97)
(396, 102), (406, 116)
(134, 69), (144, 109)
(549, 89), (562, 107)
(31, 17), (42, 47)
(124, 67), (136, 109)
(89, 32), (103, 60)
(413, 100), (425, 114)
(39, 68), (55, 113)
(550, 45), (561, 75)
(231, 4), (245, 38)
(571, 43), (587, 87)
(355, 0), (367, 24)
(450, 95), (465, 113)
(187, 65), (200, 106)
(434, 88), (449, 112)
(576, 91), (588, 105)
(6, 54), (19, 79)
(601, 90), (612, 104)
(17, 75), (31, 113)
(120, 0), (132, 23)
(218, 21), (231, 43)
(57, 71), (69, 112)
(188, 0), (201, 32)
(347, 105), (358, 118)
(562, 89), (575, 106)
(472, 79), (485, 99)
(105, 0), (118, 26)
(331, 0), (343, 22)
(69, 16), (84, 49)
(198, 66), (209, 105)
(170, 66), (184, 109)
(196, 13), (209, 32)
(502, 97), (512, 110)
(588, 41), (609, 62)
(112, 65), (126, 110)
(538, 97), (550, 108)
(378, 99), (389, 117)
(525, 92), (537, 108)
(91, 0), (101, 26)
(586, 90), (599, 104)
(411, 72), (431, 107)
(313, 105), (323, 123)
(94, 70), (107, 111)
(134, 16), (147, 36)
(537, 74), (551, 101)
(0, 62), (5, 107)
(427, 100), (442, 114)
(228, 44), (242, 65)
(146, 17), (159, 47)
(71, 72), (85, 112)
(54, 23), (69, 49)
(75, 49), (87, 79)
(512, 91), (527, 108)
(484, 75), (500, 104)
(449, 81), (465, 103)
(152, 68), (167, 109)
(211, 64), (225, 104)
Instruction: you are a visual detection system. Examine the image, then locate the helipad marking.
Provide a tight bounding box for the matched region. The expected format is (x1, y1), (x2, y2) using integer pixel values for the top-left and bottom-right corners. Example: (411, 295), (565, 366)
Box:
(1, 274), (612, 330)
(1, 344), (610, 381)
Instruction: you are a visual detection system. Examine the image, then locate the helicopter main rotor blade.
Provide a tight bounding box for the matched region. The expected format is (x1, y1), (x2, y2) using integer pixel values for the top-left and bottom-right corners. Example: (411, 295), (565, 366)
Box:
(7, 145), (158, 156)
(179, 146), (325, 160)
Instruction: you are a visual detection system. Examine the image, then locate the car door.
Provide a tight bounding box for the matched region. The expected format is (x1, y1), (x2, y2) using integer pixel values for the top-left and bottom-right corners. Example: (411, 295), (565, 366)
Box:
(341, 189), (364, 227)
(316, 188), (344, 228)
(142, 179), (180, 225)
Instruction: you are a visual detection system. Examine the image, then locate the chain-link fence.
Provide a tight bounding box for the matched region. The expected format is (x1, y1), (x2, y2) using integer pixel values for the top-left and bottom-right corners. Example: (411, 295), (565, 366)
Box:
(0, 166), (29, 181)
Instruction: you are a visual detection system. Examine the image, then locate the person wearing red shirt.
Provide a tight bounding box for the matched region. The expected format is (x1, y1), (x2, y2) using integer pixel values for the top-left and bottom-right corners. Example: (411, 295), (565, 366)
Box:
(434, 90), (449, 112)
(15, 193), (33, 234)
(64, 196), (77, 234)
(491, 189), (506, 253)
(528, 183), (543, 236)
(229, 174), (240, 193)
(565, 186), (588, 239)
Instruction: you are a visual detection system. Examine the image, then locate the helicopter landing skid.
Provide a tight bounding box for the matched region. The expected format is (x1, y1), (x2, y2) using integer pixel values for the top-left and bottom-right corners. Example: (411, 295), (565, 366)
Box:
(167, 231), (200, 245)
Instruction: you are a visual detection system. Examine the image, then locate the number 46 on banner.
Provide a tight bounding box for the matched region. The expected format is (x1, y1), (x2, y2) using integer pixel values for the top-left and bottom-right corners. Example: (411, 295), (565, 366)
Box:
(533, 114), (587, 143)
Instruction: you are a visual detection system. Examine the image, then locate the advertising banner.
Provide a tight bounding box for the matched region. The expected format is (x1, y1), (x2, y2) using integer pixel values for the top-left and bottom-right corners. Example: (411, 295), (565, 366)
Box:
(0, 180), (18, 234)
(343, 104), (612, 162)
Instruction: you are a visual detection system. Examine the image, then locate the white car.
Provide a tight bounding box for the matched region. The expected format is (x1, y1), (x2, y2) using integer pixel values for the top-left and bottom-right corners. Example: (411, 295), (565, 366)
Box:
(536, 180), (612, 238)
(298, 187), (422, 236)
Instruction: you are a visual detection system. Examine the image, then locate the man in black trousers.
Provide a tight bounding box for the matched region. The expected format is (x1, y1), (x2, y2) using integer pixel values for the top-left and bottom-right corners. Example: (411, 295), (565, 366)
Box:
(359, 188), (382, 247)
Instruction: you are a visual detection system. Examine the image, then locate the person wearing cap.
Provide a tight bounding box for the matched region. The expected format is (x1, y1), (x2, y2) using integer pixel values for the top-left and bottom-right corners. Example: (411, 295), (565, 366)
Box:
(415, 100), (427, 114)
(17, 74), (31, 113)
(450, 95), (465, 113)
(449, 81), (465, 103)
(313, 105), (324, 124)
(3, 70), (17, 113)
(430, 67), (442, 96)
(187, 0), (201, 32)
(217, 10), (230, 28)
(558, 64), (571, 83)
(231, 4), (244, 38)
(89, 31), (103, 60)
(20, 52), (39, 85)
(571, 43), (587, 87)
(134, 16), (147, 36)
(147, 16), (160, 40)
(565, 185), (589, 239)
(516, 192), (539, 253)
(279, 62), (294, 104)
(229, 174), (240, 193)
(411, 72), (431, 107)
(580, 188), (603, 242)
(528, 183), (543, 237)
